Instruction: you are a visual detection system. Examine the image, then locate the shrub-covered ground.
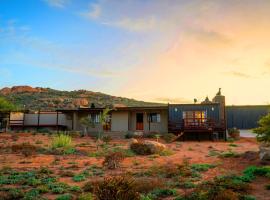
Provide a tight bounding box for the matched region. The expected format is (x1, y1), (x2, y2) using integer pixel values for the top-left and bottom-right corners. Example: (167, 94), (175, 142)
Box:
(0, 132), (269, 200)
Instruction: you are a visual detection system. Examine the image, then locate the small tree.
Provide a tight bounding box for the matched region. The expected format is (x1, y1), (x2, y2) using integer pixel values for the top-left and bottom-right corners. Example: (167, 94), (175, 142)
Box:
(253, 113), (270, 144)
(98, 108), (111, 140)
(0, 97), (16, 132)
(0, 97), (16, 112)
(80, 115), (95, 136)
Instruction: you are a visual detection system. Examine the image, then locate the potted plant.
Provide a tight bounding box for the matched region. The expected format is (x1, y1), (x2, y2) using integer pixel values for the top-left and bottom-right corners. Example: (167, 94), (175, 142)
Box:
(228, 127), (240, 139)
(253, 113), (270, 162)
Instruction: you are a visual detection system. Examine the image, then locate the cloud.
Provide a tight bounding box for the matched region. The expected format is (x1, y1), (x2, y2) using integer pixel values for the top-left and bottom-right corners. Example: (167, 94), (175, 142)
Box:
(102, 17), (157, 32)
(81, 3), (101, 19)
(185, 28), (232, 45)
(225, 71), (253, 78)
(43, 0), (69, 8)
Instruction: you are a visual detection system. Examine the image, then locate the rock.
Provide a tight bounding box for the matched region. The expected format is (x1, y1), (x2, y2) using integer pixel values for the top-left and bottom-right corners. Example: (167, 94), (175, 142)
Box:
(73, 98), (89, 107)
(145, 140), (166, 153)
(0, 86), (46, 95)
(259, 144), (270, 161)
(130, 138), (138, 144)
(134, 131), (144, 137)
(130, 140), (167, 155)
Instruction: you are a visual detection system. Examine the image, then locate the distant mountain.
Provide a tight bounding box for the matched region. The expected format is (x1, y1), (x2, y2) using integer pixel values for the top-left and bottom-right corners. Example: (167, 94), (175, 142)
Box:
(0, 86), (162, 111)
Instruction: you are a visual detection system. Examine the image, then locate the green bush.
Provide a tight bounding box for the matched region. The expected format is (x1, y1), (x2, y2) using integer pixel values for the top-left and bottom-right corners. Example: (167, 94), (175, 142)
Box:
(77, 193), (94, 200)
(52, 134), (72, 149)
(191, 164), (215, 172)
(150, 188), (177, 198)
(241, 195), (257, 200)
(72, 174), (86, 182)
(220, 151), (240, 158)
(55, 194), (73, 200)
(253, 113), (270, 143)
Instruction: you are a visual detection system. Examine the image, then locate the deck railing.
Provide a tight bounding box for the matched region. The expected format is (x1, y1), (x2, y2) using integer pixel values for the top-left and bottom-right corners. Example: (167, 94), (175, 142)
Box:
(168, 118), (225, 132)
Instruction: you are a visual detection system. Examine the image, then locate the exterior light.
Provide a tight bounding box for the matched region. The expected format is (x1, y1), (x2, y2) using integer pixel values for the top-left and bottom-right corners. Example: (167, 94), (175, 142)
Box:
(211, 107), (215, 111)
(174, 108), (178, 112)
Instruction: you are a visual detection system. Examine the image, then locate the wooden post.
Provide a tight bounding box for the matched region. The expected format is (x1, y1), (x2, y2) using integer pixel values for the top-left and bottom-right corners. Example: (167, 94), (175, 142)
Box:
(56, 111), (59, 133)
(37, 110), (40, 131)
(71, 112), (74, 130)
(22, 111), (25, 131)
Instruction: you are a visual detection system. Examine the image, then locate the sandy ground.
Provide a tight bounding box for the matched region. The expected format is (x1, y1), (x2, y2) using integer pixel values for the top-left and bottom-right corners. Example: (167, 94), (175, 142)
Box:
(0, 132), (269, 199)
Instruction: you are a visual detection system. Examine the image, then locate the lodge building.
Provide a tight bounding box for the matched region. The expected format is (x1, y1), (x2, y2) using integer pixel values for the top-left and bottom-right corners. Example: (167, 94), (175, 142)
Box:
(1, 89), (269, 140)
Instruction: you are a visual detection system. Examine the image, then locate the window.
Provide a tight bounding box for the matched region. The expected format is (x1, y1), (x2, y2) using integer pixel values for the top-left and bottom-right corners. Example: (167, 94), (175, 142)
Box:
(182, 111), (207, 126)
(89, 113), (100, 123)
(148, 113), (161, 123)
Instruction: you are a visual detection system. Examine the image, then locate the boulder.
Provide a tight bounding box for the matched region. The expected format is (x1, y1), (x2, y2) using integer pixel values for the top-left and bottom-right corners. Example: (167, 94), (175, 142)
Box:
(144, 140), (166, 153)
(259, 143), (270, 162)
(130, 140), (166, 155)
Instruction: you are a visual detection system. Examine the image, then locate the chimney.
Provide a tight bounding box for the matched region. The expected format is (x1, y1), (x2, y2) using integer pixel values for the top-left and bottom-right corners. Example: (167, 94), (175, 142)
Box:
(212, 88), (226, 122)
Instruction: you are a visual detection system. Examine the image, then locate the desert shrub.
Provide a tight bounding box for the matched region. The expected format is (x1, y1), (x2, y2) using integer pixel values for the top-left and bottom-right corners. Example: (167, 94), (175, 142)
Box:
(7, 188), (24, 199)
(23, 188), (42, 200)
(253, 113), (270, 143)
(72, 174), (86, 182)
(38, 166), (52, 175)
(70, 186), (81, 192)
(77, 193), (94, 200)
(159, 149), (174, 156)
(240, 166), (270, 182)
(102, 151), (125, 169)
(188, 175), (250, 200)
(228, 127), (240, 139)
(11, 133), (19, 141)
(130, 142), (154, 155)
(162, 133), (176, 143)
(191, 164), (215, 172)
(52, 134), (72, 149)
(179, 181), (196, 189)
(55, 193), (73, 200)
(63, 148), (76, 155)
(212, 189), (239, 200)
(241, 195), (257, 200)
(220, 151), (240, 158)
(58, 171), (75, 177)
(47, 182), (70, 194)
(11, 143), (37, 157)
(133, 177), (164, 194)
(229, 143), (238, 147)
(94, 175), (140, 200)
(83, 180), (96, 192)
(102, 135), (112, 144)
(150, 188), (177, 198)
(35, 140), (43, 144)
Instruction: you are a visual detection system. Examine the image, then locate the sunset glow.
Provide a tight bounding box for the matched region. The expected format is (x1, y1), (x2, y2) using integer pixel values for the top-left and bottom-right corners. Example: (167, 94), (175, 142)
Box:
(1, 0), (270, 104)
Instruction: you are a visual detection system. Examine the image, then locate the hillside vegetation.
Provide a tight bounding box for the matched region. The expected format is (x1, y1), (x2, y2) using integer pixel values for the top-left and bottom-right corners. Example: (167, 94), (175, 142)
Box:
(0, 86), (162, 111)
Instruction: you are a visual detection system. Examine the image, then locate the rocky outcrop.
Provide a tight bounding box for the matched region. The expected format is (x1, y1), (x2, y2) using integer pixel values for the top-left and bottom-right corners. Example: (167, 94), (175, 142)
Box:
(73, 98), (89, 107)
(0, 86), (46, 95)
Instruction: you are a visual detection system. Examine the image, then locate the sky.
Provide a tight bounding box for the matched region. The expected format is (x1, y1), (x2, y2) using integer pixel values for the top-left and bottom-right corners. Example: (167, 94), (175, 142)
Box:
(1, 0), (270, 105)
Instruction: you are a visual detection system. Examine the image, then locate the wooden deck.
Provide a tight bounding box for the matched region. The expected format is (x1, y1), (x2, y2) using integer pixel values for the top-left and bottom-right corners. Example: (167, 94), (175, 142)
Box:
(168, 118), (226, 140)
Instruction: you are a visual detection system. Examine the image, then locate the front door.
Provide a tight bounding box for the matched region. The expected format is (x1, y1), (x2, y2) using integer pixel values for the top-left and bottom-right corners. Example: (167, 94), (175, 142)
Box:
(136, 113), (144, 130)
